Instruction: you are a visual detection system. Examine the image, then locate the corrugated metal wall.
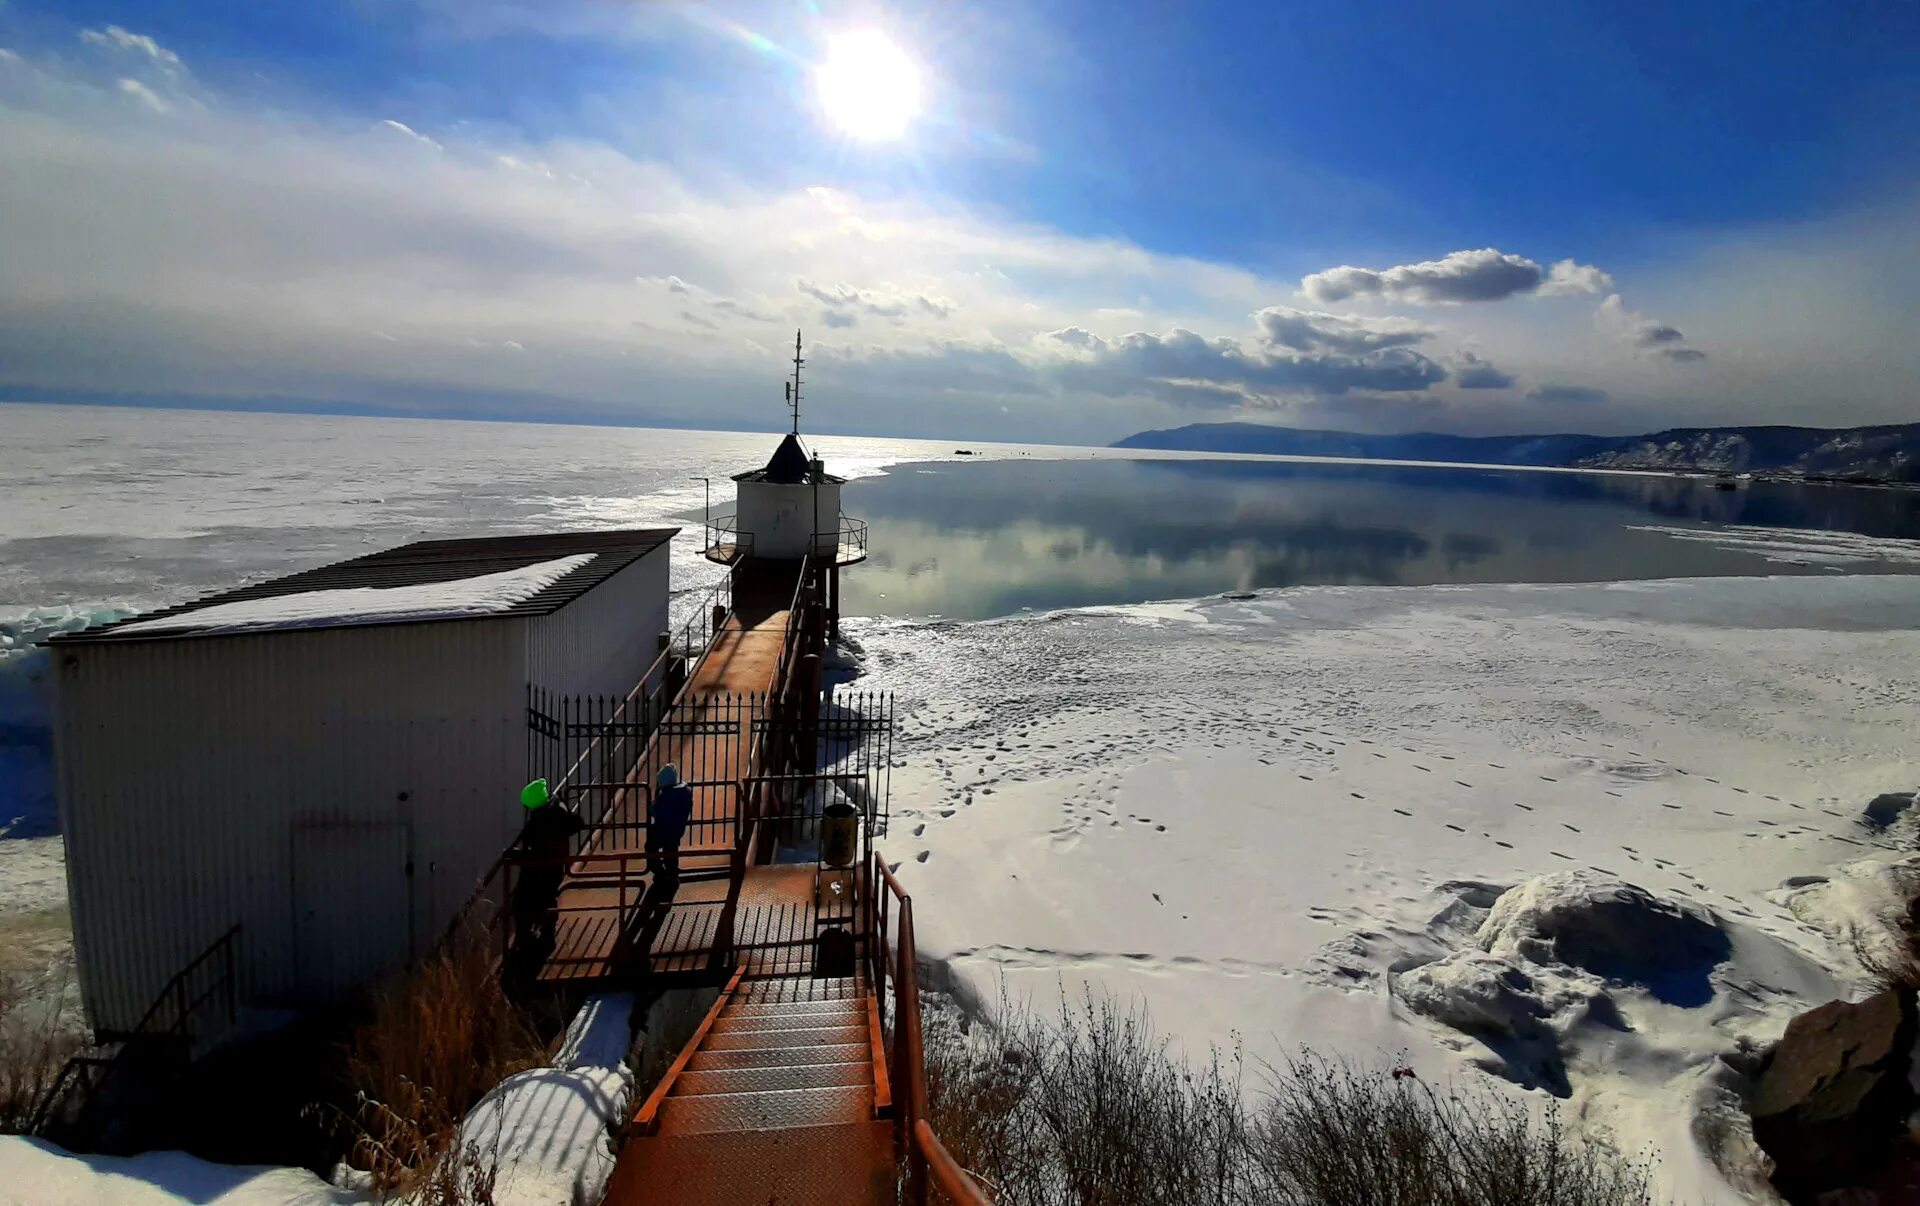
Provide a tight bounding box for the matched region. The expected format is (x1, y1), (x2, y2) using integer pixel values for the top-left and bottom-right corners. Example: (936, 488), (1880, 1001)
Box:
(524, 546), (671, 698)
(54, 619), (528, 1032)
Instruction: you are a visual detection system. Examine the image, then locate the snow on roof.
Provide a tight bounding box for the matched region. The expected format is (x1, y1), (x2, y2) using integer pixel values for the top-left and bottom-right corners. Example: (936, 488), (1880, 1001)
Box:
(114, 554), (595, 637)
(60, 527), (678, 643)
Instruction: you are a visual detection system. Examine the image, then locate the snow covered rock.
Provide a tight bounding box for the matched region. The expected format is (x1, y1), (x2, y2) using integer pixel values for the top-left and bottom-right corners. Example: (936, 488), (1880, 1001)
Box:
(1476, 871), (1731, 1006)
(1749, 988), (1917, 1202)
(455, 991), (636, 1206)
(1395, 872), (1732, 1094)
(1862, 791), (1918, 831)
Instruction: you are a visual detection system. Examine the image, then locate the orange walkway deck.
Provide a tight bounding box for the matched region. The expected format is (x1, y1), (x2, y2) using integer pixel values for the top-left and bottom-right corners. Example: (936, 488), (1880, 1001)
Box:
(534, 601), (794, 986)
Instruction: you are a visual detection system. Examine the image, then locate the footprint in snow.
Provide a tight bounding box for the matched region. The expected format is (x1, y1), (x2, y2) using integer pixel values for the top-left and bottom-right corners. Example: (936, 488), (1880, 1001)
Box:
(1494, 840), (1514, 849)
(1454, 780), (1472, 788)
(1540, 776), (1558, 783)
(1513, 803), (1534, 811)
(1562, 823), (1581, 833)
(1350, 792), (1365, 800)
(1445, 824), (1466, 833)
(1393, 808), (1414, 817)
(915, 850), (931, 863)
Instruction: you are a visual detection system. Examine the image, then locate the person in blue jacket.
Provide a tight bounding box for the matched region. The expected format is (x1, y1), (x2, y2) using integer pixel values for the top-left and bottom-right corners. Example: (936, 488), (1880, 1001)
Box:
(647, 763), (695, 907)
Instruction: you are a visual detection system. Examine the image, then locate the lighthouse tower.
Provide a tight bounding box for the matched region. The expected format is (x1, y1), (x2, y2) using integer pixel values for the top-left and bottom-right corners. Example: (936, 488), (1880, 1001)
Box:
(704, 332), (867, 631)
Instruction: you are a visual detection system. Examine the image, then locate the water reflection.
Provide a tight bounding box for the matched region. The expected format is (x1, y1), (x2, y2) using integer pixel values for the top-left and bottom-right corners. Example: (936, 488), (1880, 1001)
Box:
(840, 459), (1920, 620)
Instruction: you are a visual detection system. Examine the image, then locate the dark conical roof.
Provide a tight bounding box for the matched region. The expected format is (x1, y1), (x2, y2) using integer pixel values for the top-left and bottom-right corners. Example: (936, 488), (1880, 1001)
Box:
(731, 432), (846, 485)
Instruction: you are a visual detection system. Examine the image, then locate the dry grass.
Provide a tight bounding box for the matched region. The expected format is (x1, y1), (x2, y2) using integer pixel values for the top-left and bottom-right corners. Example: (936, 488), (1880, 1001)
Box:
(0, 966), (88, 1134)
(1254, 1053), (1656, 1206)
(338, 933), (546, 1197)
(925, 987), (1657, 1206)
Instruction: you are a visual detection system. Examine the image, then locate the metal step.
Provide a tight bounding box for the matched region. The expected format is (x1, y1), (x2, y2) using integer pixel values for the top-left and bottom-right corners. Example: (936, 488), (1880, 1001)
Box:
(657, 1084), (874, 1135)
(702, 1023), (868, 1052)
(674, 1060), (870, 1096)
(686, 1042), (869, 1072)
(725, 996), (869, 1022)
(604, 1121), (893, 1205)
(710, 1003), (864, 1034)
(734, 976), (866, 1004)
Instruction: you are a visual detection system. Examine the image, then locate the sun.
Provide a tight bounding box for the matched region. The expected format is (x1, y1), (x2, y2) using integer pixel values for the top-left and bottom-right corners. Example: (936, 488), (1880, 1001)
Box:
(814, 30), (922, 141)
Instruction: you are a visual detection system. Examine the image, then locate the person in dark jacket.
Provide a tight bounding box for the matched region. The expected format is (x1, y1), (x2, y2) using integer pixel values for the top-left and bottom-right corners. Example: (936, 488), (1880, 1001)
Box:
(647, 763), (695, 910)
(513, 778), (583, 949)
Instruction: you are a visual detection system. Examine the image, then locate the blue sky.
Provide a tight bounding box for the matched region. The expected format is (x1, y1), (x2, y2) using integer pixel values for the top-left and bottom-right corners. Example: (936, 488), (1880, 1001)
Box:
(2, 0), (1917, 440)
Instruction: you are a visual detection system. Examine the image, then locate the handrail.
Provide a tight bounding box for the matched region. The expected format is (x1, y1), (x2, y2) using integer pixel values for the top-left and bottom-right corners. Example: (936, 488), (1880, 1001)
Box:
(871, 852), (991, 1204)
(809, 516), (868, 563)
(450, 570), (741, 957)
(31, 923), (244, 1139)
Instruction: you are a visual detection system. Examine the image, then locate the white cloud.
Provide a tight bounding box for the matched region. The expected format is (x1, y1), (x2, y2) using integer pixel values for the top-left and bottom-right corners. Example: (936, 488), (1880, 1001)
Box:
(1254, 305), (1438, 354)
(1453, 350), (1515, 390)
(378, 119), (443, 151)
(1539, 258), (1615, 296)
(115, 77), (171, 114)
(1301, 248), (1611, 306)
(1599, 293), (1705, 363)
(79, 26), (183, 71)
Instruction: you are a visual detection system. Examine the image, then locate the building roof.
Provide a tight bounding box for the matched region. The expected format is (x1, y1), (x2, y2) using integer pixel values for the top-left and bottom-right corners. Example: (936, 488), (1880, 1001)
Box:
(58, 528), (678, 643)
(730, 432), (846, 485)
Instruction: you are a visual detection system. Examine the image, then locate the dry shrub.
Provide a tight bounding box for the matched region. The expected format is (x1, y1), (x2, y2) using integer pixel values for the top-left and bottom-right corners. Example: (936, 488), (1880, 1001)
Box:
(926, 987), (1657, 1206)
(926, 988), (1254, 1205)
(0, 967), (88, 1134)
(340, 933), (545, 1196)
(1255, 1053), (1656, 1206)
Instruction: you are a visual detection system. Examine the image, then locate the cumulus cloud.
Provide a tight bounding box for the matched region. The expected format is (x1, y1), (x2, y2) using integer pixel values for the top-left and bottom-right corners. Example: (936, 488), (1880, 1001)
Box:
(1301, 248), (1611, 306)
(1539, 258), (1615, 296)
(1527, 383), (1610, 404)
(796, 279), (954, 322)
(1039, 321), (1448, 404)
(1253, 305), (1438, 354)
(1453, 351), (1516, 390)
(1599, 294), (1706, 363)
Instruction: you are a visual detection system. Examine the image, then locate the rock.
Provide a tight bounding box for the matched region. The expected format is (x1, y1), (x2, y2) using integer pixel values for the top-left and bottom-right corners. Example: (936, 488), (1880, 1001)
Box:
(1476, 871), (1731, 1006)
(1750, 987), (1917, 1203)
(1862, 792), (1917, 831)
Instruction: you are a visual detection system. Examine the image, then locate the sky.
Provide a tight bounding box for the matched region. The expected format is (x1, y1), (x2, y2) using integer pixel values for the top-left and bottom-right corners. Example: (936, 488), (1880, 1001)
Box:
(1, 1), (1917, 444)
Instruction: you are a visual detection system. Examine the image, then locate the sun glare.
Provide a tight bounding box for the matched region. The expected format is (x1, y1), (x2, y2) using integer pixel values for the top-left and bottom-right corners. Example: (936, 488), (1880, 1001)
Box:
(815, 30), (922, 141)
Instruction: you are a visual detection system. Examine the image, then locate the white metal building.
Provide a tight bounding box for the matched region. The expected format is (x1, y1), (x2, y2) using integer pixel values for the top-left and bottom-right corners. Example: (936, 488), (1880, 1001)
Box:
(51, 528), (676, 1033)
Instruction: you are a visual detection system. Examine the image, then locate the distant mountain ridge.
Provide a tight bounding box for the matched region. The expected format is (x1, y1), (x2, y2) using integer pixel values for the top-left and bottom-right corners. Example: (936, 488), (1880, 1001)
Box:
(1112, 421), (1920, 482)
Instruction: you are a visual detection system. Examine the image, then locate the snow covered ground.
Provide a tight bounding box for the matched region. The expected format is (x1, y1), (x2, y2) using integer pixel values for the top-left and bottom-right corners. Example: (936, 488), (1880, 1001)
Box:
(853, 573), (1920, 1203)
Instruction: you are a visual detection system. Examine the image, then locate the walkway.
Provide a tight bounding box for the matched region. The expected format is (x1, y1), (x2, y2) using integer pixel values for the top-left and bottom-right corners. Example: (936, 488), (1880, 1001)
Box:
(534, 565), (804, 987)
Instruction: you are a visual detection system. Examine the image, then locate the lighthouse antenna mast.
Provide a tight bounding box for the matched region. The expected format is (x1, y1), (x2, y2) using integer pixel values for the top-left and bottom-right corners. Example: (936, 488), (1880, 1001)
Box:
(788, 330), (804, 435)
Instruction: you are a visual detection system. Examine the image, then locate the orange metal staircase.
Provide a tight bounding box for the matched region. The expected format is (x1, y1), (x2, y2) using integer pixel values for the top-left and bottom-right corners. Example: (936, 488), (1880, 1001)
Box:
(606, 969), (895, 1204)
